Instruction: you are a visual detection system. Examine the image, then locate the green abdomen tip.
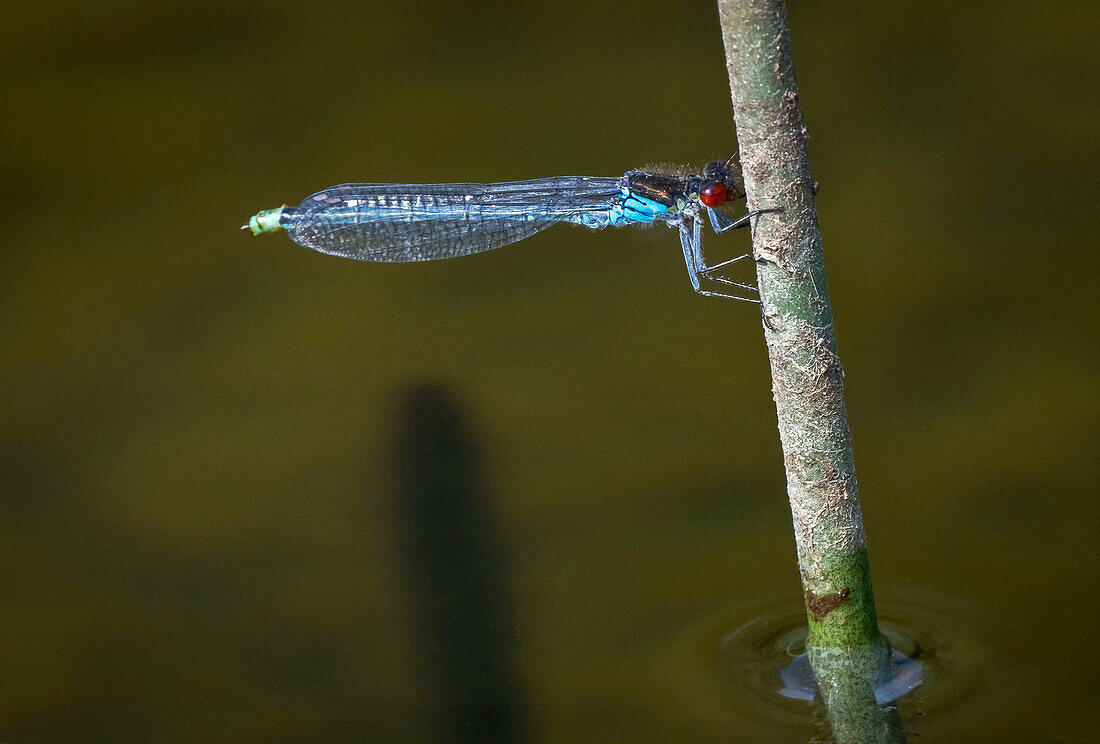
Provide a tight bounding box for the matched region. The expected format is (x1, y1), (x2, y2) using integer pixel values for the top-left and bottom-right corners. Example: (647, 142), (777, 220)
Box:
(246, 207), (284, 235)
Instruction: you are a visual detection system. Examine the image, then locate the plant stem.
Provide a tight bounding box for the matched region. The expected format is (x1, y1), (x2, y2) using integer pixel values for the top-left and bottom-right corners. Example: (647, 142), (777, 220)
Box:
(714, 1), (905, 740)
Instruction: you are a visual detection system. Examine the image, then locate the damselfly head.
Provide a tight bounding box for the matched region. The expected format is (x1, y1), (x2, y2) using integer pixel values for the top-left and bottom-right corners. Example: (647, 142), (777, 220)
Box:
(699, 180), (728, 208)
(703, 160), (728, 180)
(700, 160), (746, 205)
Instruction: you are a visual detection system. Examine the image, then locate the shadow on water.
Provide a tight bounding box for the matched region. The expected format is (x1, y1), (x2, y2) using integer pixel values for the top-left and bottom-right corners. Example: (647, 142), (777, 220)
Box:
(389, 383), (525, 744)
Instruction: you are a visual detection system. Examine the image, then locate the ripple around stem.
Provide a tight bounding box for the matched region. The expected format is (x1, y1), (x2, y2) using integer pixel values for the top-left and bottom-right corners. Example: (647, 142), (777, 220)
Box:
(702, 588), (986, 729)
(653, 588), (991, 740)
(774, 624), (924, 703)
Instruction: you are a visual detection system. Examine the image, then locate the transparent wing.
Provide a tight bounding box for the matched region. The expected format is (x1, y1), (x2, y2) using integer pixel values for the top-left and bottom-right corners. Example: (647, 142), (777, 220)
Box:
(281, 177), (624, 262)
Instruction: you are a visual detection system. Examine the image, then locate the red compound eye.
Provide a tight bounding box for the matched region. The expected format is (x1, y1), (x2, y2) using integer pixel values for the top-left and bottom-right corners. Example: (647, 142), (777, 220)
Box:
(699, 180), (727, 208)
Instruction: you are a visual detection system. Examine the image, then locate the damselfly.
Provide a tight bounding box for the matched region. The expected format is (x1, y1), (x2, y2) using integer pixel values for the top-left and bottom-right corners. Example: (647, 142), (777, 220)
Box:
(243, 159), (780, 302)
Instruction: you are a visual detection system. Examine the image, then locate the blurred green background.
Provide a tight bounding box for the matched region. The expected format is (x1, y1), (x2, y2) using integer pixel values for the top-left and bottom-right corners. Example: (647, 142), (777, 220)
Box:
(1, 1), (1096, 742)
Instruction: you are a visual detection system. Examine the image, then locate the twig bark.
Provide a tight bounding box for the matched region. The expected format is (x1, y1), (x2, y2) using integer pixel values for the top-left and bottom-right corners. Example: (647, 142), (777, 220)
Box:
(715, 1), (905, 741)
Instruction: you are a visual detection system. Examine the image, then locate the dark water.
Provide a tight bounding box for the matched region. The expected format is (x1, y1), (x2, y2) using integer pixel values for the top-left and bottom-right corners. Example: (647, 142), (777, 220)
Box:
(2, 1), (1096, 742)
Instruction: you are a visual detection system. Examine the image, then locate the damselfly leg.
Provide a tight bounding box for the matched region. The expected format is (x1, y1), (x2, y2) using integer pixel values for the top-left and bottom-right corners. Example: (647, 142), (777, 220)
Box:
(706, 206), (784, 234)
(678, 218), (759, 303)
(689, 206), (785, 299)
